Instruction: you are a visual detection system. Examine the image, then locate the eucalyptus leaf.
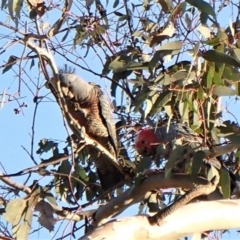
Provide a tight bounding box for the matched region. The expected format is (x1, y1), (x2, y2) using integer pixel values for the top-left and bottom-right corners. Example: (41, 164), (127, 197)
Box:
(202, 50), (240, 68)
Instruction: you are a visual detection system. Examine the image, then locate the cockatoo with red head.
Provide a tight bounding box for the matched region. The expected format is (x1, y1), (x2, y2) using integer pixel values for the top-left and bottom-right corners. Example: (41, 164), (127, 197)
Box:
(135, 123), (221, 170)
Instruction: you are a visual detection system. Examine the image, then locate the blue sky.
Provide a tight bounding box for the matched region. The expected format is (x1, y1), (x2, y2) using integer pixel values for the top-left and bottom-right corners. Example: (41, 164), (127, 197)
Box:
(0, 0), (240, 239)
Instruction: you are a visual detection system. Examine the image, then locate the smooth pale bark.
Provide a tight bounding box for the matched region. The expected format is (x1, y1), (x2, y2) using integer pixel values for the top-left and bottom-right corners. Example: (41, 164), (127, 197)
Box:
(80, 199), (240, 240)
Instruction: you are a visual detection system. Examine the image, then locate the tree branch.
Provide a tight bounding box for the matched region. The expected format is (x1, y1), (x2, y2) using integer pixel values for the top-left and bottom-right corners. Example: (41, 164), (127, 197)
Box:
(0, 171), (31, 194)
(50, 203), (96, 221)
(81, 199), (240, 240)
(205, 143), (240, 158)
(93, 171), (223, 227)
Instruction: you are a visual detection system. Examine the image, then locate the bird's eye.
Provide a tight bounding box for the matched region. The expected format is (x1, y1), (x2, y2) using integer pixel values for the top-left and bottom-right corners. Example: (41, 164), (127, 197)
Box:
(141, 140), (145, 144)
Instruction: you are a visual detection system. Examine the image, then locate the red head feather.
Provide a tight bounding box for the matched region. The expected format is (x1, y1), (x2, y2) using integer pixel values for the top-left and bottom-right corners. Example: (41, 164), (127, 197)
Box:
(135, 129), (159, 156)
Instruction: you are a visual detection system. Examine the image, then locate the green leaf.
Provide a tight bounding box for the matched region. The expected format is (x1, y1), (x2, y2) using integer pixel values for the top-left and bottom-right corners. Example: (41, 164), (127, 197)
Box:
(150, 91), (172, 116)
(202, 50), (240, 68)
(213, 62), (225, 85)
(110, 80), (118, 98)
(213, 86), (236, 96)
(179, 100), (189, 123)
(206, 64), (215, 89)
(165, 142), (183, 178)
(207, 165), (219, 182)
(205, 97), (211, 128)
(126, 62), (149, 71)
(168, 60), (191, 73)
(136, 156), (152, 173)
(220, 168), (230, 199)
(223, 133), (240, 144)
(118, 15), (127, 21)
(113, 0), (119, 8)
(233, 48), (240, 62)
(74, 25), (88, 45)
(58, 161), (71, 175)
(197, 26), (211, 39)
(2, 56), (17, 74)
(197, 85), (204, 100)
(158, 41), (183, 52)
(133, 86), (152, 112)
(199, 12), (208, 24)
(36, 139), (57, 155)
(3, 199), (26, 224)
(144, 99), (153, 118)
(94, 24), (108, 35)
(216, 30), (228, 45)
(134, 156), (152, 187)
(217, 121), (240, 143)
(109, 55), (131, 72)
(172, 70), (188, 82)
(149, 41), (183, 73)
(36, 201), (56, 232)
(157, 0), (172, 13)
(102, 57), (113, 75)
(204, 37), (220, 46)
(41, 187), (57, 205)
(185, 13), (191, 29)
(78, 167), (89, 181)
(30, 58), (35, 69)
(28, 186), (40, 207)
(113, 71), (132, 81)
(1, 0), (7, 9)
(132, 31), (142, 37)
(155, 73), (173, 86)
(16, 207), (32, 240)
(186, 0), (215, 18)
(114, 11), (124, 16)
(8, 0), (23, 20)
(222, 66), (239, 81)
(191, 151), (205, 181)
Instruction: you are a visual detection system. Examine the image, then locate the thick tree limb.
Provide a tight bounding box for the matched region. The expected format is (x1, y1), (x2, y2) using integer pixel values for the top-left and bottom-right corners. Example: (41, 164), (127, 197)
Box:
(93, 172), (223, 226)
(81, 199), (240, 240)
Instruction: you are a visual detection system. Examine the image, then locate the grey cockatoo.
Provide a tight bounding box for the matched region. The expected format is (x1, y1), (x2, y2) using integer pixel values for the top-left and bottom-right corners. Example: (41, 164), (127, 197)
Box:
(51, 69), (123, 191)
